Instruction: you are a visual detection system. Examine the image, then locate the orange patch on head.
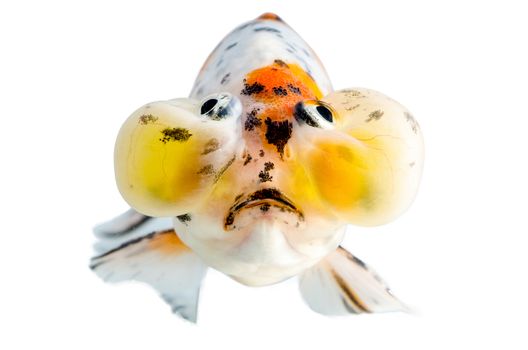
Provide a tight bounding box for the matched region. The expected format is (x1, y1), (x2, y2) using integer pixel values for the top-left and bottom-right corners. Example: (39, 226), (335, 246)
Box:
(242, 61), (323, 156)
(257, 12), (283, 21)
(148, 230), (189, 254)
(243, 61), (323, 119)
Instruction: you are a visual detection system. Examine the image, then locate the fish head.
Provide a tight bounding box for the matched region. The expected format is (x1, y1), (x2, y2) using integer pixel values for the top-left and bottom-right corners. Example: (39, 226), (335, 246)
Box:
(112, 14), (424, 286)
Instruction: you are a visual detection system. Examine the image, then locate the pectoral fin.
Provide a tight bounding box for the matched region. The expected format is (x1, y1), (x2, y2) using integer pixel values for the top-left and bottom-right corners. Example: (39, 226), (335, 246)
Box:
(90, 229), (207, 322)
(299, 246), (406, 315)
(93, 209), (173, 253)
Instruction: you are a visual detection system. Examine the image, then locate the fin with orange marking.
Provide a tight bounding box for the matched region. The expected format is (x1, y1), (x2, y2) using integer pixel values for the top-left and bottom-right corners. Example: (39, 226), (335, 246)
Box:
(90, 229), (207, 322)
(298, 246), (406, 315)
(93, 209), (173, 254)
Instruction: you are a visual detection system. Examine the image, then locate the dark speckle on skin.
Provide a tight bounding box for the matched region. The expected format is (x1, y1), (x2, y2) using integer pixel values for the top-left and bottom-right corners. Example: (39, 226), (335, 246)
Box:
(258, 162), (275, 183)
(264, 118), (292, 157)
(138, 114), (158, 125)
(274, 59), (289, 68)
(160, 128), (192, 143)
(259, 149), (265, 157)
(343, 89), (364, 97)
(241, 81), (265, 95)
(214, 155), (236, 183)
(176, 214), (192, 226)
(197, 164), (215, 176)
(405, 111), (419, 134)
(287, 84), (301, 95)
(225, 42), (238, 51)
(264, 162), (274, 171)
(272, 86), (288, 96)
(221, 73), (231, 85)
(345, 104), (360, 112)
(243, 153), (253, 166)
(365, 110), (384, 123)
(258, 170), (273, 183)
(254, 27), (281, 33)
(201, 138), (220, 155)
(260, 203), (271, 212)
(244, 108), (262, 131)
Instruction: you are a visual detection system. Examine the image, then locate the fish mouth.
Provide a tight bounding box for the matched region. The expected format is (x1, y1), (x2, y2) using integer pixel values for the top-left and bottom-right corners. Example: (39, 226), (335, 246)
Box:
(224, 188), (304, 230)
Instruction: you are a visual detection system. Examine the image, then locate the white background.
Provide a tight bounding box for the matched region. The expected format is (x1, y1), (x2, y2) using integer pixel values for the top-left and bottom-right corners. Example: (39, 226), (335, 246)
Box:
(1, 0), (527, 349)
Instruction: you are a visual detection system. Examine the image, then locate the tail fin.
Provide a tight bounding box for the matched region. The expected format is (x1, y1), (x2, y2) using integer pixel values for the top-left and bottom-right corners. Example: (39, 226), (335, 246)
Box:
(299, 246), (407, 315)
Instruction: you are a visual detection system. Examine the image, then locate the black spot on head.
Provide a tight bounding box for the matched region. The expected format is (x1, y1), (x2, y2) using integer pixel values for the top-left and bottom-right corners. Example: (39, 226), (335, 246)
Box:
(160, 128), (192, 143)
(241, 81), (265, 95)
(138, 114), (158, 125)
(176, 214), (192, 225)
(287, 84), (301, 95)
(220, 73), (231, 85)
(225, 42), (238, 51)
(258, 170), (273, 183)
(254, 27), (281, 33)
(244, 108), (262, 131)
(216, 58), (224, 68)
(274, 59), (289, 68)
(264, 118), (293, 157)
(264, 162), (274, 171)
(243, 153), (253, 165)
(259, 149), (265, 157)
(272, 86), (288, 96)
(286, 42), (297, 52)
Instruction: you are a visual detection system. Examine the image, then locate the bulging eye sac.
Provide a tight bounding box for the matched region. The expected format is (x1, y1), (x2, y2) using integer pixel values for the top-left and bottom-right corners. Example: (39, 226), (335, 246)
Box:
(114, 98), (239, 217)
(295, 88), (424, 226)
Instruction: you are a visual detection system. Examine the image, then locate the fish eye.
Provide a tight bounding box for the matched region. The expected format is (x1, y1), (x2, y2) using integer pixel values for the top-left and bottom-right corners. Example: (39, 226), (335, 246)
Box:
(294, 100), (335, 128)
(200, 98), (218, 115)
(315, 105), (333, 123)
(200, 93), (241, 120)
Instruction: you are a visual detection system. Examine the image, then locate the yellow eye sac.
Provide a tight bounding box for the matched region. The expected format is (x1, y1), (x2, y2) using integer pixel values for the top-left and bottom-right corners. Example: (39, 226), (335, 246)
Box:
(114, 99), (237, 217)
(297, 88), (424, 226)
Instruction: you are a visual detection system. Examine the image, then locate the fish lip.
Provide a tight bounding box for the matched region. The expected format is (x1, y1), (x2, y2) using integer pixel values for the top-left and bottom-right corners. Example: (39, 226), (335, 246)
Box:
(224, 188), (304, 230)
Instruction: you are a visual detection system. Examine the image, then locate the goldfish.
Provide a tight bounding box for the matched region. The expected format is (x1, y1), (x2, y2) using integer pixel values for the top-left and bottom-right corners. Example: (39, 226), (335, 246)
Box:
(90, 12), (424, 322)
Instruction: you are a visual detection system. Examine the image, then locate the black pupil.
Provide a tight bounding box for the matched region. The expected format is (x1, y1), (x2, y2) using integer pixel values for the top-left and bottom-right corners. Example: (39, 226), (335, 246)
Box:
(201, 99), (218, 115)
(316, 105), (333, 122)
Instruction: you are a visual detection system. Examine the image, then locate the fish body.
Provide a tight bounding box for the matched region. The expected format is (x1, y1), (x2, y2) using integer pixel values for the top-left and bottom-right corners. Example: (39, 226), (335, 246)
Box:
(91, 13), (424, 322)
